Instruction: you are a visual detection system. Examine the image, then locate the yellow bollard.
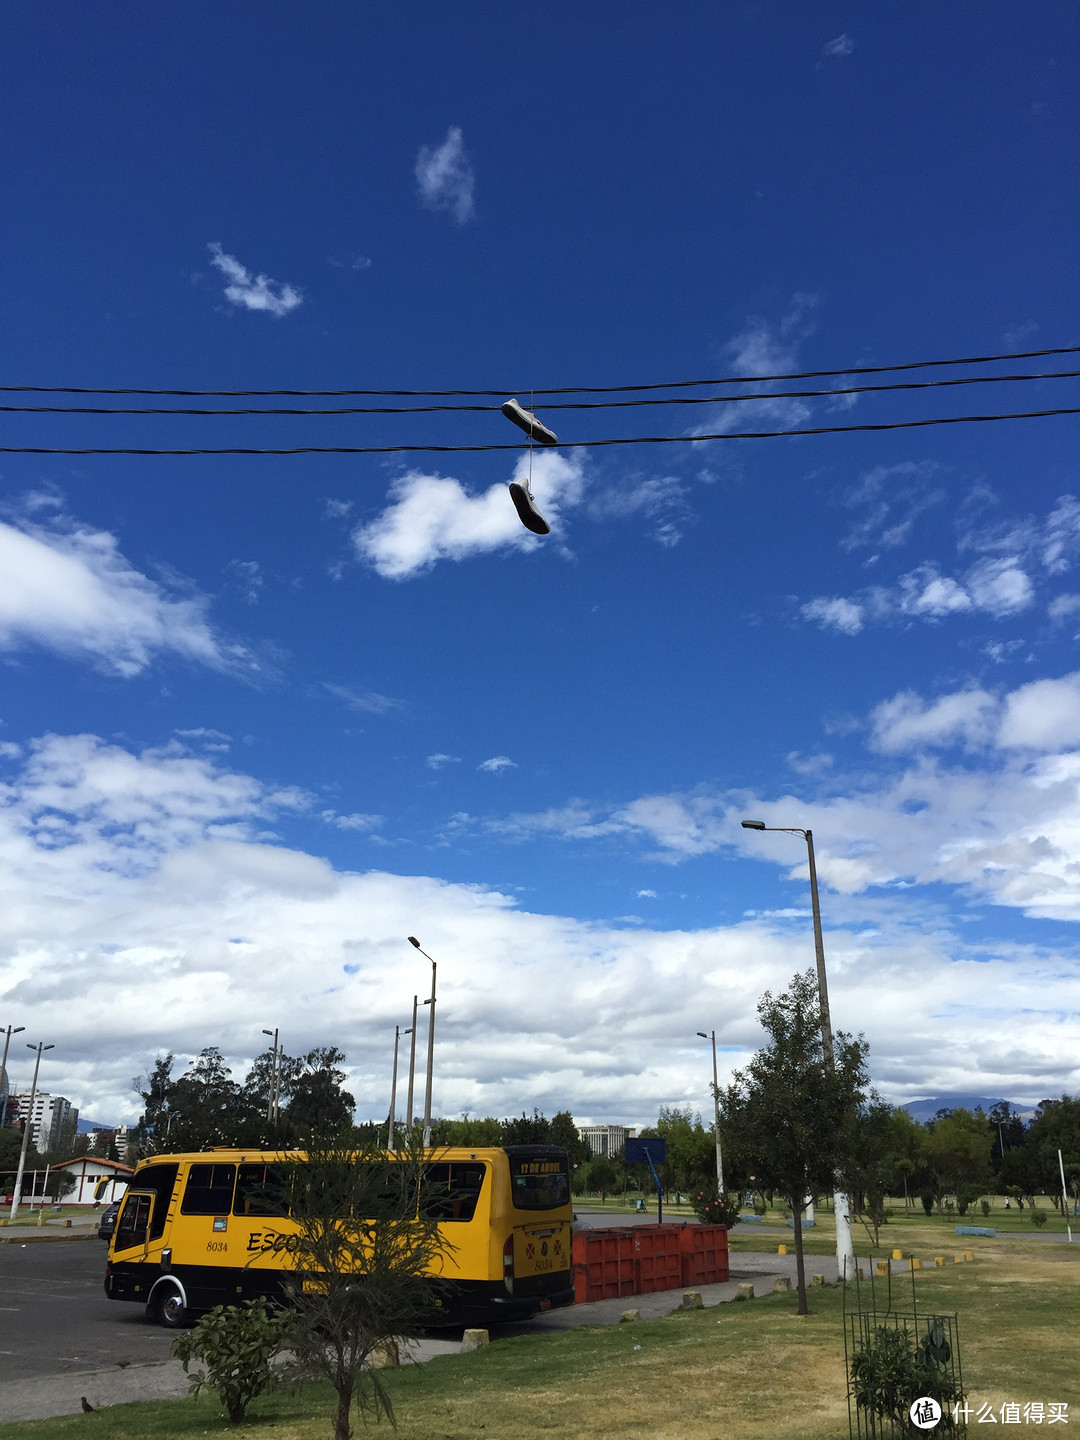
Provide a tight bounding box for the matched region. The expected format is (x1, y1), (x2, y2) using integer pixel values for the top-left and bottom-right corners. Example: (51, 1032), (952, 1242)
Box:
(963, 1250), (974, 1262)
(911, 1258), (923, 1270)
(875, 1260), (891, 1277)
(954, 1255), (963, 1264)
(892, 1249), (903, 1261)
(777, 1243), (787, 1255)
(934, 1256), (945, 1267)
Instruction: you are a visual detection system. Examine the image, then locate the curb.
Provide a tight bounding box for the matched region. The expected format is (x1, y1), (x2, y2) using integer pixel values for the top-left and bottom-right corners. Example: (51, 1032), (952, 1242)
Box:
(0, 1231), (100, 1245)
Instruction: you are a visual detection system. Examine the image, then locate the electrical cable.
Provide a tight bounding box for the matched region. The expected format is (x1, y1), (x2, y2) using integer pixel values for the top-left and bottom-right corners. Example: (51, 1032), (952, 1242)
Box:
(1, 344), (1078, 399)
(2, 405), (1077, 455)
(1, 367), (1078, 417)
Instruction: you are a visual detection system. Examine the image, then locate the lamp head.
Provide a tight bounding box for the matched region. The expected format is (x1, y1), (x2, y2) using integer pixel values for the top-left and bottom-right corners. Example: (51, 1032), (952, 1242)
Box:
(408, 936), (421, 949)
(697, 1031), (708, 1039)
(741, 820), (766, 830)
(262, 1029), (274, 1037)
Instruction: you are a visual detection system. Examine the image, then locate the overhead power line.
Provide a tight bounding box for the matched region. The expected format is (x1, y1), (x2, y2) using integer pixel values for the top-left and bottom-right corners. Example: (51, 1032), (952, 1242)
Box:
(1, 367), (1078, 417)
(1, 343), (1078, 399)
(2, 405), (1078, 455)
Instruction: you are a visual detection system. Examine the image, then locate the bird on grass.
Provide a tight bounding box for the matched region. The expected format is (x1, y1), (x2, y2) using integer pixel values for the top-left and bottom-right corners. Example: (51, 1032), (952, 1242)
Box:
(80, 1397), (94, 1413)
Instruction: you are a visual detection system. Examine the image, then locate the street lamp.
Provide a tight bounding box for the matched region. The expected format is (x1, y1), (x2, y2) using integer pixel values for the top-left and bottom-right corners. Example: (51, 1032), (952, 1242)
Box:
(262, 1029), (281, 1123)
(696, 1030), (724, 1193)
(408, 937), (437, 1147)
(740, 818), (856, 1280)
(10, 1041), (54, 1222)
(0, 1025), (25, 1127)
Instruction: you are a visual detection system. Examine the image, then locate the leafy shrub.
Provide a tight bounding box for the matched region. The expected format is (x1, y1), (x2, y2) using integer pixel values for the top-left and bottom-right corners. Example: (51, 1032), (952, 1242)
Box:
(173, 1298), (292, 1424)
(1030, 1209), (1048, 1229)
(850, 1319), (964, 1434)
(979, 1199), (992, 1218)
(691, 1184), (741, 1228)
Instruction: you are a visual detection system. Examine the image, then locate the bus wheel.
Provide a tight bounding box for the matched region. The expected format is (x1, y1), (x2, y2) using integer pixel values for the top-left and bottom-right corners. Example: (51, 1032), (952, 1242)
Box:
(151, 1283), (188, 1329)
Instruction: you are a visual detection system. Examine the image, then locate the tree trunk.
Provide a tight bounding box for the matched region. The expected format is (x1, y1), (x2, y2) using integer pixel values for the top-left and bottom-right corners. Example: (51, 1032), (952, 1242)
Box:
(790, 1195), (808, 1315)
(334, 1379), (354, 1440)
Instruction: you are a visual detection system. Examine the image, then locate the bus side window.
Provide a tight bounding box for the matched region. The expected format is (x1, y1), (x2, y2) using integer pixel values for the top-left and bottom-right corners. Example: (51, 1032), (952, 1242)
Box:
(420, 1163), (486, 1221)
(181, 1163), (237, 1216)
(115, 1193), (152, 1248)
(234, 1164), (289, 1217)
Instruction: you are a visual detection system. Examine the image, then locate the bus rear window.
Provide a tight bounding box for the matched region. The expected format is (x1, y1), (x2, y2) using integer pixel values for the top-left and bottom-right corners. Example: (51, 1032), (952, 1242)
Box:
(181, 1163), (237, 1215)
(508, 1155), (569, 1211)
(420, 1163), (486, 1221)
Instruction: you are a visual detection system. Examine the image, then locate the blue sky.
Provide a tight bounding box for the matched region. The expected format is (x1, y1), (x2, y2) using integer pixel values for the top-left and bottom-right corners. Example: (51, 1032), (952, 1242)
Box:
(1, 3), (1078, 1127)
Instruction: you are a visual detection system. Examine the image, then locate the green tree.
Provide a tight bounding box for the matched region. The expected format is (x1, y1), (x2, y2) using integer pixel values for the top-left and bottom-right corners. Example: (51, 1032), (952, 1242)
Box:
(1024, 1095), (1080, 1202)
(429, 1114), (504, 1147)
(585, 1155), (619, 1203)
(501, 1109), (553, 1145)
(920, 1108), (993, 1204)
(282, 1133), (450, 1440)
(285, 1048), (355, 1134)
(549, 1111), (590, 1170)
(719, 970), (872, 1315)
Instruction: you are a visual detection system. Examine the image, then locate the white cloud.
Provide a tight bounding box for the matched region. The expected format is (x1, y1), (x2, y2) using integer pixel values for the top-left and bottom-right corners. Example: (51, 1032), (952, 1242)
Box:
(870, 688), (996, 753)
(478, 756), (516, 774)
(2, 732), (1074, 1124)
(636, 889), (657, 898)
(225, 559), (263, 605)
(841, 463), (947, 553)
(0, 509), (247, 678)
(352, 452), (585, 580)
(415, 126), (475, 224)
(426, 754), (461, 770)
(998, 674), (1080, 750)
(800, 596), (864, 635)
(587, 474), (692, 547)
(323, 683), (402, 716)
(206, 243), (302, 317)
(965, 557), (1034, 616)
(822, 34), (855, 57)
(320, 810), (384, 832)
(693, 296), (819, 437)
(898, 566), (972, 617)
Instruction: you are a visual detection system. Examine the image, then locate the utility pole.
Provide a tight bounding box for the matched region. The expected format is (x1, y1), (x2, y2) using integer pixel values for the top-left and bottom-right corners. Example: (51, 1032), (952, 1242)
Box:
(697, 1030), (724, 1193)
(387, 1025), (402, 1151)
(0, 1024), (25, 1127)
(405, 996), (419, 1131)
(10, 1042), (53, 1222)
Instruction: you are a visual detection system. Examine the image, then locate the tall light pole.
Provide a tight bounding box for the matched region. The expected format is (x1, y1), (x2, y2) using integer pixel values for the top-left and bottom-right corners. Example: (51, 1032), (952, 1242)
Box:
(696, 1030), (724, 1193)
(10, 1042), (53, 1222)
(741, 819), (855, 1280)
(405, 996), (419, 1130)
(408, 937), (437, 1147)
(261, 1029), (281, 1123)
(0, 1025), (25, 1127)
(387, 1024), (402, 1151)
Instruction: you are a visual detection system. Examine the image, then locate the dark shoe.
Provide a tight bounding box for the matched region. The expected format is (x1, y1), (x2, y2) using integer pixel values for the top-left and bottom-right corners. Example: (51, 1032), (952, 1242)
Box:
(502, 398), (558, 446)
(509, 481), (551, 535)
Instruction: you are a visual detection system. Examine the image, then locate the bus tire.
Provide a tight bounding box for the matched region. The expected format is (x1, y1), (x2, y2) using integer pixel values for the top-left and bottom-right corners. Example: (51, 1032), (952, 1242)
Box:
(150, 1282), (189, 1329)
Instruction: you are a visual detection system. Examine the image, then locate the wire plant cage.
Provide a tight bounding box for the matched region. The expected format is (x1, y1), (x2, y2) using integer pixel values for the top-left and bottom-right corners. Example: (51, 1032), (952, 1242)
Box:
(843, 1261), (966, 1439)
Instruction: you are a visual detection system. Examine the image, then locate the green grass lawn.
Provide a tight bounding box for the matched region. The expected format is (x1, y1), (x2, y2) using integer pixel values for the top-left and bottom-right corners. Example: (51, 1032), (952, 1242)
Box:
(1, 1233), (1075, 1440)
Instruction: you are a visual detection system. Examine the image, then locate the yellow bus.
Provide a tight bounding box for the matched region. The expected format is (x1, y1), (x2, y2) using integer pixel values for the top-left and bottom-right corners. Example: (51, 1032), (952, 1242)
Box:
(104, 1145), (573, 1328)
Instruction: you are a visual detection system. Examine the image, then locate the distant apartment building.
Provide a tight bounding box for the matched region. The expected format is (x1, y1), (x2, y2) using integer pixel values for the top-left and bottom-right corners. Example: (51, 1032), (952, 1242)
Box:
(85, 1124), (132, 1158)
(578, 1123), (634, 1159)
(11, 1092), (79, 1154)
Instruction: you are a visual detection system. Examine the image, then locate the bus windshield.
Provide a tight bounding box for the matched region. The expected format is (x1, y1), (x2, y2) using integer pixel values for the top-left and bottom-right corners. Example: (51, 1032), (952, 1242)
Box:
(507, 1153), (570, 1210)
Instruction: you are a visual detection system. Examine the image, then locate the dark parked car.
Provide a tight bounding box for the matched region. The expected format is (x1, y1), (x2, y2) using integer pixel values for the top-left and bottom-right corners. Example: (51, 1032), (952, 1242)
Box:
(97, 1200), (120, 1241)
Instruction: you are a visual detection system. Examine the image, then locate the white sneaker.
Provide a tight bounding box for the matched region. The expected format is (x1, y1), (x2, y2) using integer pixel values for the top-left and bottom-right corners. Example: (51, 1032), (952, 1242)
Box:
(508, 479), (551, 535)
(501, 398), (558, 446)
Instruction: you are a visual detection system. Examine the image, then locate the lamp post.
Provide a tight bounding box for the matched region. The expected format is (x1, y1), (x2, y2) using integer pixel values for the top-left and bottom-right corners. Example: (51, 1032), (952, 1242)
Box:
(0, 1025), (25, 1127)
(696, 1030), (724, 1193)
(261, 1029), (281, 1123)
(387, 1024), (403, 1150)
(405, 995), (419, 1130)
(740, 819), (855, 1280)
(10, 1042), (54, 1222)
(408, 937), (437, 1147)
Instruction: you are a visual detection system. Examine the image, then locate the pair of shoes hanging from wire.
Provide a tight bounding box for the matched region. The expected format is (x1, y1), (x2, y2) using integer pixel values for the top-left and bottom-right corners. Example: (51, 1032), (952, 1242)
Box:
(502, 397), (556, 535)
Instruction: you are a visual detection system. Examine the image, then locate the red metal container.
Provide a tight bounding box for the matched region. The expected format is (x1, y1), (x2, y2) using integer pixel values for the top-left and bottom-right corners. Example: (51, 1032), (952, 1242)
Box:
(676, 1223), (730, 1285)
